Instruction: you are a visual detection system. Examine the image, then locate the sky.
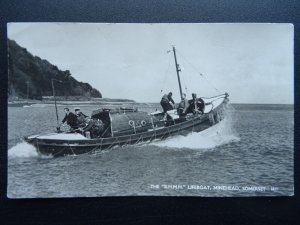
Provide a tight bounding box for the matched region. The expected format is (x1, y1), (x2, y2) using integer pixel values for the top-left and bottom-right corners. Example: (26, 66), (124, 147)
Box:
(8, 23), (294, 104)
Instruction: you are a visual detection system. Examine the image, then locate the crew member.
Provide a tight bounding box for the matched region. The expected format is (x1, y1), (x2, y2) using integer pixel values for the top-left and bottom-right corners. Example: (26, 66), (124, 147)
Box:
(61, 108), (78, 129)
(75, 107), (88, 126)
(160, 92), (175, 113)
(80, 118), (105, 138)
(187, 93), (205, 114)
(177, 93), (189, 116)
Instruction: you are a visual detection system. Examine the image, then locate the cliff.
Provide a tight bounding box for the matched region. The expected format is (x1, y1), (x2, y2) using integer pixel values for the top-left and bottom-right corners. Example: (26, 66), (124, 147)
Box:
(8, 39), (102, 100)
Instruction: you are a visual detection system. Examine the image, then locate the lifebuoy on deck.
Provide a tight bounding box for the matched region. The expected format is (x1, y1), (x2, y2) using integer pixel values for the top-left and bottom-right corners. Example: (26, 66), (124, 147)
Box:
(129, 120), (135, 126)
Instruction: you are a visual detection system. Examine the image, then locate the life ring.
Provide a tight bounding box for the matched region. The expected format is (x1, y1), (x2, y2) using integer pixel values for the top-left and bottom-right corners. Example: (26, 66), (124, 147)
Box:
(129, 120), (135, 126)
(141, 120), (146, 126)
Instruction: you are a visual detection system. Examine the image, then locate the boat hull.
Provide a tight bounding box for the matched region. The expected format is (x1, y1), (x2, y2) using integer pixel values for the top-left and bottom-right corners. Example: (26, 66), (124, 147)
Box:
(25, 100), (228, 157)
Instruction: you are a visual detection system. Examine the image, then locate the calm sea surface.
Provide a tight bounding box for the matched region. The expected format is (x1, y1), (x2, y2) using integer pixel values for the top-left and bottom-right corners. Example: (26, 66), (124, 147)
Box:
(7, 103), (294, 198)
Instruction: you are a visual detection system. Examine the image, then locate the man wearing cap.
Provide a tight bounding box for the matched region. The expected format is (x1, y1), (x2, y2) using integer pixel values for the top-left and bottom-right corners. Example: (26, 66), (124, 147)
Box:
(74, 108), (88, 127)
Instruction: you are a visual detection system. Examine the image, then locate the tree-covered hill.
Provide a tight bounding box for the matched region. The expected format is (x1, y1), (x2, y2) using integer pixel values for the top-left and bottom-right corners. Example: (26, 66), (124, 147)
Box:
(8, 39), (102, 100)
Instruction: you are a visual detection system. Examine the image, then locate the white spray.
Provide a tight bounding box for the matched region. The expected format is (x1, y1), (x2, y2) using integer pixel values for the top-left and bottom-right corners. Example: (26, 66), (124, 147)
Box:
(152, 105), (240, 149)
(8, 142), (39, 158)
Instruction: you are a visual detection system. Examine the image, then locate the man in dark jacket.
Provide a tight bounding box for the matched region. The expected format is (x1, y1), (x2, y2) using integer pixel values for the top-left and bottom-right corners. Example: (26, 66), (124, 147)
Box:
(187, 93), (205, 114)
(160, 92), (175, 113)
(61, 108), (78, 129)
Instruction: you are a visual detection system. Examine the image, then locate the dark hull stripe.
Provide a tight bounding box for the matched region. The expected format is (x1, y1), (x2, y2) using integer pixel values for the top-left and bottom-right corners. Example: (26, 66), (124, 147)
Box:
(27, 101), (227, 157)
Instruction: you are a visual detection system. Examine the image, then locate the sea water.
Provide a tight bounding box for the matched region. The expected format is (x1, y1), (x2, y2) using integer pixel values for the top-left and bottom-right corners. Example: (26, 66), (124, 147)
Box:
(7, 104), (294, 198)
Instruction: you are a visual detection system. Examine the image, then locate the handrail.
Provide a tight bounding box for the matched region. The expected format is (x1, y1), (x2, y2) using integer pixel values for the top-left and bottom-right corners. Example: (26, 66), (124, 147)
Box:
(200, 93), (228, 100)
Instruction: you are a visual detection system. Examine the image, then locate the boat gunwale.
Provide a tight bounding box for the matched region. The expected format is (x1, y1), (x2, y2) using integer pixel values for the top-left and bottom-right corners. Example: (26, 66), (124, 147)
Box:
(29, 100), (227, 147)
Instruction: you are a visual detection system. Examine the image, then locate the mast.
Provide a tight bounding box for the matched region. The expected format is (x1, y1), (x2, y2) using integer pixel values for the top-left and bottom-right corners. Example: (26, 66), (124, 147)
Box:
(51, 79), (60, 127)
(26, 81), (30, 100)
(172, 46), (183, 100)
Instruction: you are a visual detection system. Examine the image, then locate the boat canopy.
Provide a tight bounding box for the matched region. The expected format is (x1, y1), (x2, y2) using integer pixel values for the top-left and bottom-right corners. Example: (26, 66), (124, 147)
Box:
(110, 111), (157, 134)
(91, 108), (161, 135)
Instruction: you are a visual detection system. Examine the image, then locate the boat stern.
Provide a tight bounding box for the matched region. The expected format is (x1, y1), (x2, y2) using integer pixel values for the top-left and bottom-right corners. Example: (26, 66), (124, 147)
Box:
(24, 134), (39, 145)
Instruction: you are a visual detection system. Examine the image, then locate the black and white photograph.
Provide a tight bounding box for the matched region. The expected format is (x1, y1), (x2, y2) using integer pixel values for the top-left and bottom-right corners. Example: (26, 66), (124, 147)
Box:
(7, 23), (294, 198)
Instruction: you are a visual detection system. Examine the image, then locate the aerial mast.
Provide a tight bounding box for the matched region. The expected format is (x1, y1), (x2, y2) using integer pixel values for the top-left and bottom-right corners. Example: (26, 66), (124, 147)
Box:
(51, 79), (62, 128)
(172, 46), (183, 100)
(26, 81), (30, 100)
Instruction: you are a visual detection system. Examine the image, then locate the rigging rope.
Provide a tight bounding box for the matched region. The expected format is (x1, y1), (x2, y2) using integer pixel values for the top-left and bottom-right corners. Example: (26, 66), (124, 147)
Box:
(176, 50), (223, 93)
(160, 53), (173, 93)
(181, 73), (189, 96)
(199, 73), (220, 93)
(200, 93), (227, 99)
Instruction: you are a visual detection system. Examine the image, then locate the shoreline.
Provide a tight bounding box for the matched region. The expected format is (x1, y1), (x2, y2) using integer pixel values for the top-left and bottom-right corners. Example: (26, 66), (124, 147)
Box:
(8, 98), (137, 107)
(7, 99), (294, 108)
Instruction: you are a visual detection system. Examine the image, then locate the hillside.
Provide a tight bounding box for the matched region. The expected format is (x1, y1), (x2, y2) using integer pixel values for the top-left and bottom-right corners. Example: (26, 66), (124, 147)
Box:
(8, 39), (102, 100)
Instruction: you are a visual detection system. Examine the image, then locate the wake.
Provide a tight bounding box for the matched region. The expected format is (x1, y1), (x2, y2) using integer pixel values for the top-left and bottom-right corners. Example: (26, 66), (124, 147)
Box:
(8, 141), (39, 158)
(152, 109), (240, 150)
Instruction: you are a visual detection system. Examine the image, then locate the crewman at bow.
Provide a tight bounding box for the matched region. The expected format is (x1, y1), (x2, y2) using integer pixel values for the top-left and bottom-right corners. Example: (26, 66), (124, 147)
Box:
(187, 93), (205, 114)
(177, 93), (189, 116)
(160, 92), (175, 113)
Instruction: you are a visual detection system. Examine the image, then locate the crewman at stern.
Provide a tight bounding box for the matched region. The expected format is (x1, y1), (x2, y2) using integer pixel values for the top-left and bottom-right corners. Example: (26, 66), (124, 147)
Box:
(61, 108), (78, 129)
(74, 107), (88, 127)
